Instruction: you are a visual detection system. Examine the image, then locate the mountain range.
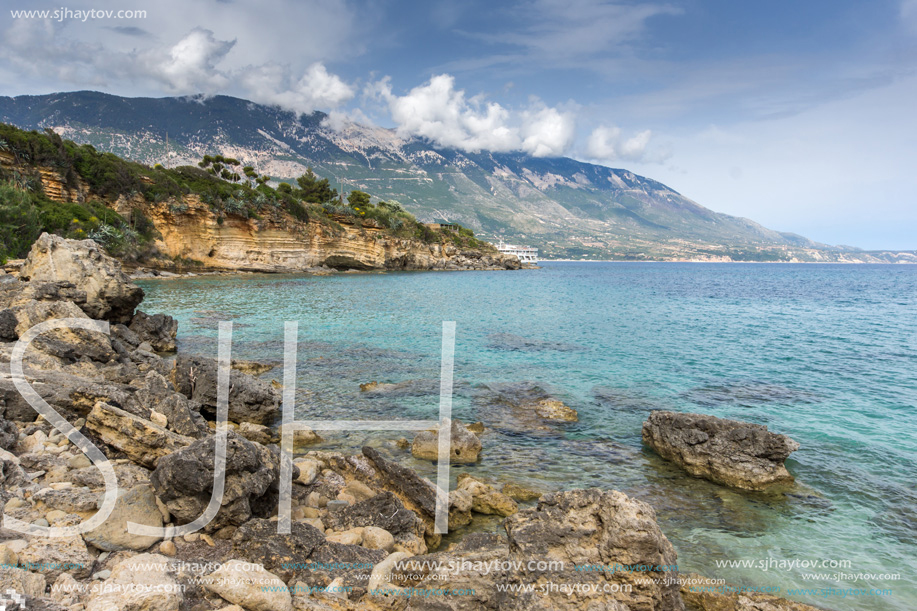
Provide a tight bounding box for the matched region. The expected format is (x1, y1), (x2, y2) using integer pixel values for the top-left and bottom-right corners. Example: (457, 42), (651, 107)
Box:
(1, 90), (912, 262)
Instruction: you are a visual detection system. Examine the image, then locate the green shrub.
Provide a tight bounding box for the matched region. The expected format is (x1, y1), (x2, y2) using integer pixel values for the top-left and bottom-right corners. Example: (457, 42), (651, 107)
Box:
(0, 182), (42, 260)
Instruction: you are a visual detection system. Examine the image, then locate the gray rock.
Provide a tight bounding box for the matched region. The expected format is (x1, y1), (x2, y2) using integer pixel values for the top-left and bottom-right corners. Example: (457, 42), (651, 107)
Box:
(231, 518), (325, 577)
(134, 371), (208, 438)
(0, 299), (117, 364)
(170, 354), (280, 425)
(642, 410), (800, 490)
(150, 432), (283, 532)
(0, 415), (18, 451)
(325, 491), (425, 543)
(129, 310), (178, 352)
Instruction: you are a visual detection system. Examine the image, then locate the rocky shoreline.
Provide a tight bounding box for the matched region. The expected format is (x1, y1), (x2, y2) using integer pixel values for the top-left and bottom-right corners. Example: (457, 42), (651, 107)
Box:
(1, 234), (828, 611)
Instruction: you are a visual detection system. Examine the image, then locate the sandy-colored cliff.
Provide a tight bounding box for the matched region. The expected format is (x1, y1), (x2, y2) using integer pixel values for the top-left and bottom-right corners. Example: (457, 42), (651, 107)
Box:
(130, 196), (520, 272)
(1, 153), (520, 272)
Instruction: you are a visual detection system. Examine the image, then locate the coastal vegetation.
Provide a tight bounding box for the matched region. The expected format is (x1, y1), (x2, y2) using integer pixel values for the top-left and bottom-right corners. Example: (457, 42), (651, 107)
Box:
(0, 123), (488, 262)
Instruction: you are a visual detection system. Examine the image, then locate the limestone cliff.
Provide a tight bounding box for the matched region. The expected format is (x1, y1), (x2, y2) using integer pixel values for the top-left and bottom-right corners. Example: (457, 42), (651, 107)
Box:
(1, 152), (520, 272)
(121, 197), (520, 272)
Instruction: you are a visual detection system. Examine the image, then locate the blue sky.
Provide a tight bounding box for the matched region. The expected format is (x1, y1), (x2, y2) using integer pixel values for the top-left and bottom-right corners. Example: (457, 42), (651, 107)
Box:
(2, 0), (915, 248)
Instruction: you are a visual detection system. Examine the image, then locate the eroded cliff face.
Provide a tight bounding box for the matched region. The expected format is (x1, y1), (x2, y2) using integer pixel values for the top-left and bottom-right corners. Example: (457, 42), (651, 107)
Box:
(1, 155), (520, 272)
(131, 197), (519, 272)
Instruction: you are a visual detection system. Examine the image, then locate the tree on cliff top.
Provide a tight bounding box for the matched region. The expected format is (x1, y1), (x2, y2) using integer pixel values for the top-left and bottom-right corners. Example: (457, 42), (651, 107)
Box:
(296, 168), (337, 204)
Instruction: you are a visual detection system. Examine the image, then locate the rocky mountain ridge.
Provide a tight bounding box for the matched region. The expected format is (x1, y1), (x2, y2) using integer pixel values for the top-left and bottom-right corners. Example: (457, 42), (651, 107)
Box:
(3, 91), (912, 262)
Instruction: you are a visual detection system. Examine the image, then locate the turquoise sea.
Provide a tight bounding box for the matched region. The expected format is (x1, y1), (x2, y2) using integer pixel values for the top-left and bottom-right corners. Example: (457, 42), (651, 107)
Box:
(138, 262), (917, 610)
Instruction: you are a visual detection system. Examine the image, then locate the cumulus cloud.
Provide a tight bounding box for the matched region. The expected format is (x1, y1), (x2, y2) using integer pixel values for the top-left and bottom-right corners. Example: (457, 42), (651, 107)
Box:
(372, 74), (575, 156)
(586, 125), (660, 162)
(241, 62), (355, 115)
(142, 28), (235, 94)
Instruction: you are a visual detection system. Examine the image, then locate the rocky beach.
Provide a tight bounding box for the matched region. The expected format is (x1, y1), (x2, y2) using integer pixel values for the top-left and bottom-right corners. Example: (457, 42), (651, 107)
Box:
(0, 233), (840, 611)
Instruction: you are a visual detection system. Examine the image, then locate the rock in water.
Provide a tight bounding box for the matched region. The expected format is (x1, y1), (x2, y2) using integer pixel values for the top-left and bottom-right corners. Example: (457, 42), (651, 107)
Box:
(456, 473), (518, 516)
(642, 410), (800, 490)
(19, 233), (144, 324)
(411, 418), (482, 463)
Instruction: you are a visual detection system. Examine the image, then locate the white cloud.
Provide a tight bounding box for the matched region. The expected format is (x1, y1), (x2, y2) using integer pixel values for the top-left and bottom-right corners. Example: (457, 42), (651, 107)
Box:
(142, 28), (235, 94)
(373, 73), (575, 156)
(586, 125), (650, 161)
(520, 105), (576, 157)
(242, 62), (355, 115)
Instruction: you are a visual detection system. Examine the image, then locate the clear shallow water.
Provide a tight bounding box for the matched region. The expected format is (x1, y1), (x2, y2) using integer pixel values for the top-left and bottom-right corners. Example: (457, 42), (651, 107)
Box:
(139, 262), (917, 610)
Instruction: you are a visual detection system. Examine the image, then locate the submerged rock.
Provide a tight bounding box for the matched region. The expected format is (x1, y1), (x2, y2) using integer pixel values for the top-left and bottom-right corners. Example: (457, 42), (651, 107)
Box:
(474, 381), (579, 434)
(680, 572), (825, 610)
(19, 233), (143, 324)
(642, 411), (800, 490)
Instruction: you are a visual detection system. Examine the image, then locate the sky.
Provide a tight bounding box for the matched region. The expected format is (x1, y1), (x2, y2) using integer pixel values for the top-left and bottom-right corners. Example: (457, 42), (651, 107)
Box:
(1, 0), (915, 249)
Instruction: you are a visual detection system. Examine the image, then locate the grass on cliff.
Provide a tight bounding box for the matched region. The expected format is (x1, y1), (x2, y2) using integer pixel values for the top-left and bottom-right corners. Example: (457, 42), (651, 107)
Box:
(0, 123), (490, 259)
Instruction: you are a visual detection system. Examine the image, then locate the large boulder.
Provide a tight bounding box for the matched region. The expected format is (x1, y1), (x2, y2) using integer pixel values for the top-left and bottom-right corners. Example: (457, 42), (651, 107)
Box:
(85, 402), (194, 468)
(642, 411), (800, 490)
(411, 418), (482, 463)
(19, 233), (144, 324)
(128, 310), (178, 352)
(82, 483), (164, 552)
(150, 432), (282, 532)
(170, 354), (280, 425)
(0, 299), (117, 365)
